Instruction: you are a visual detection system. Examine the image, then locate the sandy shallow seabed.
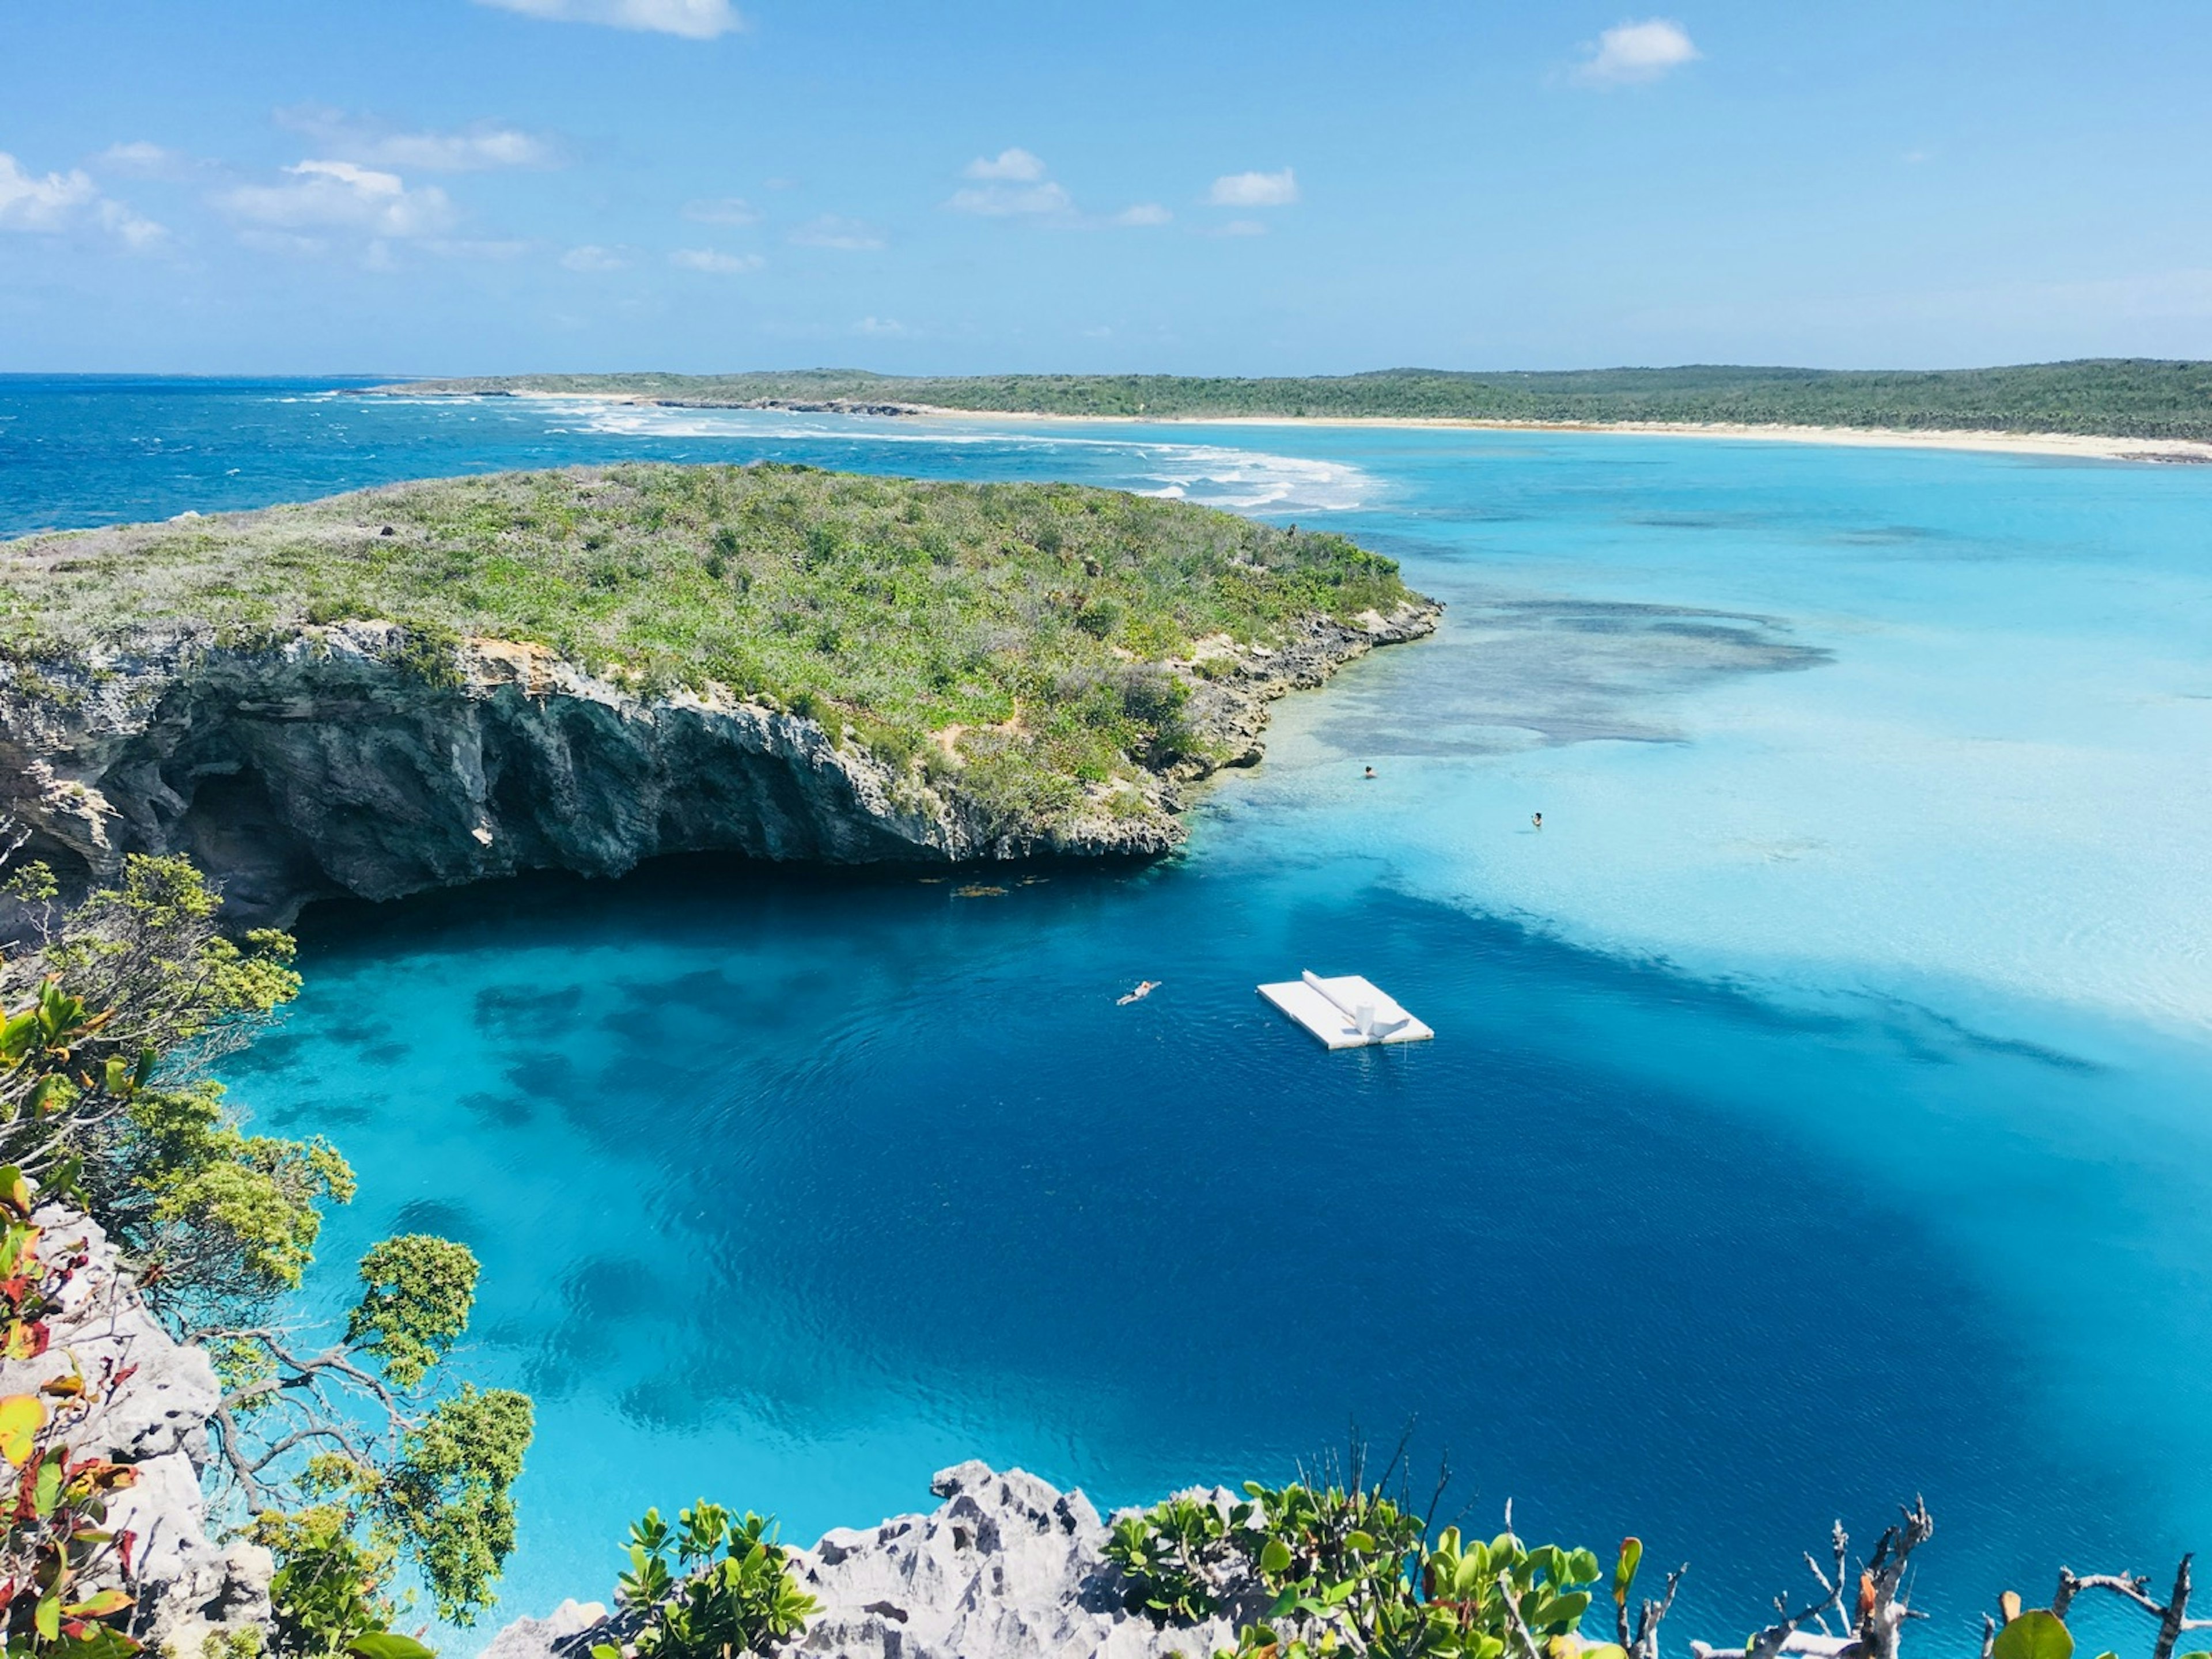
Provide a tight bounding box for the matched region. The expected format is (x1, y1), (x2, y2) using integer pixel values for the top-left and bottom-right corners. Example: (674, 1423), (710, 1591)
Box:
(433, 390), (2212, 464)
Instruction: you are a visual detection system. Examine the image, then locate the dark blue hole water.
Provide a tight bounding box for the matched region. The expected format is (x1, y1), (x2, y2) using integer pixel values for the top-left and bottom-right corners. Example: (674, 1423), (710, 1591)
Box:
(10, 378), (2212, 1655)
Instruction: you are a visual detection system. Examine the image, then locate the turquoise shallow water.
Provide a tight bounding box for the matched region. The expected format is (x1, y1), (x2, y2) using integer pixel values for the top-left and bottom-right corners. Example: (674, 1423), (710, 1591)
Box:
(8, 379), (2212, 1653)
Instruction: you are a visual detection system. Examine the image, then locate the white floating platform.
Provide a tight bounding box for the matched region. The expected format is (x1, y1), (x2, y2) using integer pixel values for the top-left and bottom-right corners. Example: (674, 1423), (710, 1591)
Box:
(1259, 971), (1434, 1050)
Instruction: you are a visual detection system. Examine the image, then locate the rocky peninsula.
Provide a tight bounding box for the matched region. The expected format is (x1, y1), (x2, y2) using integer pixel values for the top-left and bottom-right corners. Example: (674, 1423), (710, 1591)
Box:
(0, 464), (1435, 925)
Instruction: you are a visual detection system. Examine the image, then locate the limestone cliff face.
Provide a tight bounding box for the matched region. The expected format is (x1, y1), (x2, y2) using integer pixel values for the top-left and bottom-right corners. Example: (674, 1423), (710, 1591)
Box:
(0, 1207), (271, 1654)
(0, 602), (1437, 926)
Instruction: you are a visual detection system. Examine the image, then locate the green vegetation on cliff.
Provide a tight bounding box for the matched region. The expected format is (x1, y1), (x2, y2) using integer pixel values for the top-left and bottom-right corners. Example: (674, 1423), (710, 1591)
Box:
(387, 359), (2212, 441)
(0, 463), (1417, 826)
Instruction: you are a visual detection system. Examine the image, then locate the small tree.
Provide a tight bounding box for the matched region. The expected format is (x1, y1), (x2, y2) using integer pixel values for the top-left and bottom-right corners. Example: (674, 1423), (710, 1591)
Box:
(3, 854), (536, 1653)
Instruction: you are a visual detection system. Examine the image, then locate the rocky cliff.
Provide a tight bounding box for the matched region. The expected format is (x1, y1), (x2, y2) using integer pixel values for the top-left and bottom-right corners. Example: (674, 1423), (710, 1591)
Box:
(0, 601), (1436, 927)
(482, 1462), (1252, 1659)
(0, 1206), (271, 1655)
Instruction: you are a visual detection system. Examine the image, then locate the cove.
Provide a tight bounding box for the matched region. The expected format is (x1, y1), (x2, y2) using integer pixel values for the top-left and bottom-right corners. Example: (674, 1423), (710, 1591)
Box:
(10, 380), (2212, 1653)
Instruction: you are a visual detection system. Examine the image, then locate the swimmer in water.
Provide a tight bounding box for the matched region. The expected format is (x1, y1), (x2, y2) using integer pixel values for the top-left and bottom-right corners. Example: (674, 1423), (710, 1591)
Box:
(1363, 766), (1376, 779)
(1118, 980), (1161, 1005)
(1531, 812), (1543, 830)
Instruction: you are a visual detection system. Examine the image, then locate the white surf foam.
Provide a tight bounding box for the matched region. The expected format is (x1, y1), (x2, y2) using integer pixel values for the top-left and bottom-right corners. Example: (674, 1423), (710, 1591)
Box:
(492, 398), (1376, 516)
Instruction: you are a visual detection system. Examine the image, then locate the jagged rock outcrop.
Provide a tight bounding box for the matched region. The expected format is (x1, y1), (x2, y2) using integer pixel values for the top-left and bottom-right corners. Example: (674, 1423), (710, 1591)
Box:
(484, 1462), (1253, 1659)
(0, 1207), (271, 1654)
(0, 601), (1437, 927)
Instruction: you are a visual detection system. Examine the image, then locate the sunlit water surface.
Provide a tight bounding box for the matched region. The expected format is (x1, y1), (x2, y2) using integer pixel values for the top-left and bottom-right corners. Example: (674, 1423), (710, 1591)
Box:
(8, 378), (2212, 1654)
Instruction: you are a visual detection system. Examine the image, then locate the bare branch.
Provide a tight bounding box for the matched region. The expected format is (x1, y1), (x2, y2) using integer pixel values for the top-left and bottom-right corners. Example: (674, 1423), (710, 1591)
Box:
(1497, 1570), (1546, 1659)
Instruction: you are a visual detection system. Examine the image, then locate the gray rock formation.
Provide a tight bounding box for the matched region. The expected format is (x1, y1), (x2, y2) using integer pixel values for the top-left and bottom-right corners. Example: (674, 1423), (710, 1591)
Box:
(0, 601), (1436, 927)
(484, 1461), (1256, 1659)
(0, 1207), (271, 1654)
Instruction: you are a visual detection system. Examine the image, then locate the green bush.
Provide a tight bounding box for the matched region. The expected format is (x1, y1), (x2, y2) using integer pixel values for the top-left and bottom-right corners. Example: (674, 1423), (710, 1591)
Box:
(1105, 1496), (1248, 1624)
(593, 1504), (817, 1659)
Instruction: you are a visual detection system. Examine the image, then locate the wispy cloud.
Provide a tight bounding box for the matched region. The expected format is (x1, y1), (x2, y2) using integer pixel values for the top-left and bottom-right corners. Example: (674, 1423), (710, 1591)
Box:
(0, 155), (97, 230)
(964, 147), (1046, 182)
(683, 196), (758, 225)
(475, 0), (743, 38)
(853, 316), (908, 336)
(94, 141), (206, 180)
(789, 214), (884, 251)
(947, 148), (1074, 217)
(671, 247), (763, 272)
(1207, 168), (1298, 207)
(275, 105), (560, 171)
(1212, 219), (1268, 238)
(560, 244), (628, 271)
(0, 151), (165, 247)
(219, 160), (456, 238)
(948, 178), (1073, 217)
(948, 147), (1171, 228)
(1572, 18), (1700, 86)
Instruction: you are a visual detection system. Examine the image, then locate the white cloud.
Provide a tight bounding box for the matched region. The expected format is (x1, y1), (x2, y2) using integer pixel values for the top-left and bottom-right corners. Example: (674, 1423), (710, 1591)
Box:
(1207, 168), (1298, 207)
(947, 149), (1165, 227)
(947, 179), (1073, 217)
(1214, 219), (1268, 238)
(560, 243), (628, 271)
(1573, 18), (1700, 86)
(683, 196), (758, 225)
(671, 247), (764, 272)
(475, 0), (743, 37)
(0, 151), (165, 248)
(853, 316), (908, 336)
(220, 159), (457, 237)
(276, 105), (559, 171)
(97, 199), (167, 249)
(964, 147), (1046, 182)
(0, 154), (97, 230)
(789, 214), (884, 251)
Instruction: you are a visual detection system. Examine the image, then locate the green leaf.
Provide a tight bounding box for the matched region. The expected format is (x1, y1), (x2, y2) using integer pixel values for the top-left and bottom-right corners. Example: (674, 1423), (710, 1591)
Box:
(347, 1634), (440, 1659)
(1993, 1610), (2074, 1659)
(1260, 1537), (1293, 1578)
(36, 1589), (61, 1642)
(34, 1449), (63, 1517)
(1613, 1539), (1643, 1608)
(1346, 1530), (1377, 1553)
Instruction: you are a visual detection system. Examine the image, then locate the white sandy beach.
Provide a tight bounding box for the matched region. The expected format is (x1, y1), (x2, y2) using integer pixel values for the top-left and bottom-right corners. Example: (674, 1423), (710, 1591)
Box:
(460, 390), (2212, 465)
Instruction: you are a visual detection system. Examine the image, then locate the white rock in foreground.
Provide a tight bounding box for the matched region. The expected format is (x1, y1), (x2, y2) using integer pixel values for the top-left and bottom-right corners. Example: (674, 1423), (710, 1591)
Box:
(485, 1461), (1238, 1659)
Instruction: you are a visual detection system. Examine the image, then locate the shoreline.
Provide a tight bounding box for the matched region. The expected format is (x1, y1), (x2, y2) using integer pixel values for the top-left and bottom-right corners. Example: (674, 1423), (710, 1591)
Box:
(388, 389), (2212, 465)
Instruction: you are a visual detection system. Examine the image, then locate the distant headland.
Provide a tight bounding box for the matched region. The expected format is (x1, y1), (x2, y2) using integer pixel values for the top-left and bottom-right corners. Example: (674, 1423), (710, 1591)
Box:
(372, 361), (2212, 461)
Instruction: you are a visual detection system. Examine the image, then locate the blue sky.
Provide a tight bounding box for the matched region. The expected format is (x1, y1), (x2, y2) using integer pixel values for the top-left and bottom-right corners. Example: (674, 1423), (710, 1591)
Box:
(4, 1), (2210, 374)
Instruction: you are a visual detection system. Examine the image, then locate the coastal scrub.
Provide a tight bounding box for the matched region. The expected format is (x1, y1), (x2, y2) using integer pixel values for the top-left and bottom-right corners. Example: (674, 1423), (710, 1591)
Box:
(0, 464), (1416, 828)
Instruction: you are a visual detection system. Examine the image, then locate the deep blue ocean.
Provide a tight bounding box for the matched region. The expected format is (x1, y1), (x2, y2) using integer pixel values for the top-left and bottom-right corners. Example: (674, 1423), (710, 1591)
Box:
(7, 376), (2212, 1654)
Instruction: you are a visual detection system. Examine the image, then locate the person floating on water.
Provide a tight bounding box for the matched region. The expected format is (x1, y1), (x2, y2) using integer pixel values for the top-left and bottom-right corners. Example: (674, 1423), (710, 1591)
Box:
(1118, 980), (1161, 1005)
(1363, 766), (1376, 779)
(1531, 812), (1543, 830)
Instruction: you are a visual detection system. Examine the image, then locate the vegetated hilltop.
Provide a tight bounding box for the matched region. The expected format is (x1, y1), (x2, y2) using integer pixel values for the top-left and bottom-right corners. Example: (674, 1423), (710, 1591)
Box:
(0, 464), (1433, 919)
(386, 359), (2212, 440)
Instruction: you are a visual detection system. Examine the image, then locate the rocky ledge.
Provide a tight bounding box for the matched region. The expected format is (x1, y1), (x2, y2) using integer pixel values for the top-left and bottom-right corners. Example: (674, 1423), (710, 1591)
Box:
(0, 1207), (271, 1655)
(484, 1461), (1252, 1659)
(0, 600), (1436, 927)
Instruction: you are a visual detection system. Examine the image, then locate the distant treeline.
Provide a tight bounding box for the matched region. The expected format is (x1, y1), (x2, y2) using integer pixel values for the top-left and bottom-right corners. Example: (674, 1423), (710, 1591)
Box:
(388, 360), (2212, 440)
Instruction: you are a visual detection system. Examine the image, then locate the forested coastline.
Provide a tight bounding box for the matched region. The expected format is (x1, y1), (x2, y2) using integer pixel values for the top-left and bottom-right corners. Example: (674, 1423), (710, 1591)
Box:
(383, 361), (2212, 441)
